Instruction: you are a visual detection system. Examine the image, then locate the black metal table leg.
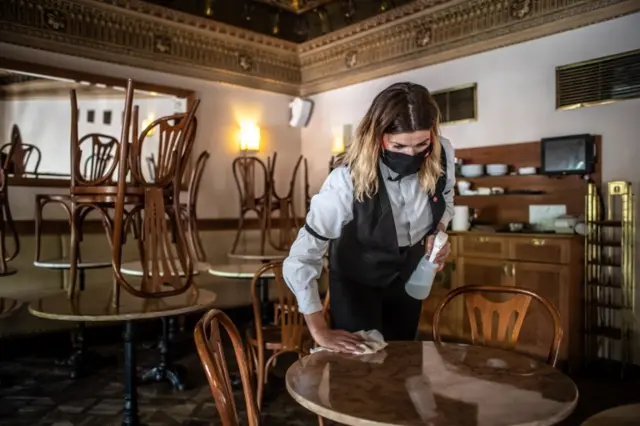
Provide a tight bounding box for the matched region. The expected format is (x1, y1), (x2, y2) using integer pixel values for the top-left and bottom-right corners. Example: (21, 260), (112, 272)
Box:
(55, 322), (86, 378)
(140, 317), (185, 391)
(55, 270), (113, 378)
(122, 321), (140, 426)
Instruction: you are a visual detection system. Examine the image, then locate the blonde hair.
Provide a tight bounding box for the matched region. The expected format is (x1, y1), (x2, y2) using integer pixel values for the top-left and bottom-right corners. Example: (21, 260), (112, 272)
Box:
(339, 82), (443, 202)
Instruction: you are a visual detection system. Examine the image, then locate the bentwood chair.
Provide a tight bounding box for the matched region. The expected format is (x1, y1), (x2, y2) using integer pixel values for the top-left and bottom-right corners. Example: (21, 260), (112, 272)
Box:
(432, 285), (563, 367)
(110, 89), (200, 303)
(179, 150), (210, 270)
(246, 261), (328, 408)
(0, 167), (19, 276)
(1, 124), (42, 177)
(267, 154), (303, 252)
(230, 156), (270, 256)
(195, 309), (260, 426)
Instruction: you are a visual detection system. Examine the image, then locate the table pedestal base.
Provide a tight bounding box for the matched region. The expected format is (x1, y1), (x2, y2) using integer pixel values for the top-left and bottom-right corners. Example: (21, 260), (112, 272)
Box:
(123, 320), (140, 426)
(140, 317), (185, 391)
(0, 267), (17, 277)
(55, 322), (114, 379)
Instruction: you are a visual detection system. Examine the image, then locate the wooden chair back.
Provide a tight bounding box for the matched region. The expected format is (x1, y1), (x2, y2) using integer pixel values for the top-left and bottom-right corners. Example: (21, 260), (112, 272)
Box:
(232, 156), (269, 211)
(194, 309), (259, 426)
(0, 166), (19, 270)
(129, 114), (198, 188)
(251, 262), (306, 351)
(432, 285), (563, 366)
(1, 124), (41, 176)
(267, 155), (303, 251)
(184, 150), (210, 263)
(78, 134), (119, 184)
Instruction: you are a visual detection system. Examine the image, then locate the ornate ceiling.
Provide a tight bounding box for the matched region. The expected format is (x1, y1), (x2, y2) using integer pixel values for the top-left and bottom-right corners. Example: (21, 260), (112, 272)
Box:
(141, 0), (413, 42)
(1, 0), (639, 96)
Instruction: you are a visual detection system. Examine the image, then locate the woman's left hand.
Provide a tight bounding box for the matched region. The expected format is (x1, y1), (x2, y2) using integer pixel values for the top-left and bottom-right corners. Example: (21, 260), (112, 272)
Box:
(426, 236), (451, 272)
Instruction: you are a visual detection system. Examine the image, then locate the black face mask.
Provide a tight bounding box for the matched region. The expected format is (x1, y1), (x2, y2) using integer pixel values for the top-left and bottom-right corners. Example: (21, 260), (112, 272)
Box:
(382, 144), (432, 178)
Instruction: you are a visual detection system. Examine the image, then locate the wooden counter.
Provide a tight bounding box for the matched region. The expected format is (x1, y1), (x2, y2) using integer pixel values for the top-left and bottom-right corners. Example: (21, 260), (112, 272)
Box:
(419, 231), (583, 370)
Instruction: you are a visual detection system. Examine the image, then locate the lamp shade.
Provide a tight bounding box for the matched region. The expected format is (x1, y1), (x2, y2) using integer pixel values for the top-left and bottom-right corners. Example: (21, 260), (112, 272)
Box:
(239, 121), (260, 152)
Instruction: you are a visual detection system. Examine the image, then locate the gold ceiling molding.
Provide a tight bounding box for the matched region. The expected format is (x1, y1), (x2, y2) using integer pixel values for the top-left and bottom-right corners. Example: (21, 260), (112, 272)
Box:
(253, 0), (336, 14)
(0, 0), (638, 97)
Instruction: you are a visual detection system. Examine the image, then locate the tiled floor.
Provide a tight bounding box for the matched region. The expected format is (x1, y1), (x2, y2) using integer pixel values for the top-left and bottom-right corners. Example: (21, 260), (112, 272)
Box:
(0, 313), (638, 426)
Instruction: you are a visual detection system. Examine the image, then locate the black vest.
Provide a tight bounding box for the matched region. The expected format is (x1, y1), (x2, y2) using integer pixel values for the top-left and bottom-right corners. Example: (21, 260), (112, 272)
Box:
(328, 148), (448, 288)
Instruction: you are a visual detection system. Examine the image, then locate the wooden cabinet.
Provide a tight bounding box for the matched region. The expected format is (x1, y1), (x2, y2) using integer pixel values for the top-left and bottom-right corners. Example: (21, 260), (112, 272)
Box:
(419, 232), (582, 369)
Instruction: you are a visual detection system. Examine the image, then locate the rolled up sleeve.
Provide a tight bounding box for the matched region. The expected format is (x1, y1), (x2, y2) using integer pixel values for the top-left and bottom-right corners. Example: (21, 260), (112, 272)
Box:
(283, 167), (353, 314)
(439, 137), (456, 229)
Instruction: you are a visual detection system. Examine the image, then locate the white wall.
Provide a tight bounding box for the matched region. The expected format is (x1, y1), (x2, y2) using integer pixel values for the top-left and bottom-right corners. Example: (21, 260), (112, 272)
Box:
(301, 12), (640, 362)
(1, 94), (178, 176)
(0, 42), (302, 220)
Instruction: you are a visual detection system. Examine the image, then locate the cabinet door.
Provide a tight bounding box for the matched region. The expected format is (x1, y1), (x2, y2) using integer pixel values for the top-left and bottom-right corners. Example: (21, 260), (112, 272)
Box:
(419, 260), (461, 337)
(512, 261), (568, 360)
(457, 257), (512, 341)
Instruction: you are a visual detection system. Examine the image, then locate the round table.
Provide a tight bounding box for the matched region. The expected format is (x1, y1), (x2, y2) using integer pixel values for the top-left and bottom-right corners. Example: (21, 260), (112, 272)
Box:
(119, 259), (205, 390)
(286, 341), (578, 426)
(581, 403), (640, 426)
(30, 287), (217, 426)
(226, 252), (286, 262)
(119, 260), (206, 276)
(209, 263), (275, 322)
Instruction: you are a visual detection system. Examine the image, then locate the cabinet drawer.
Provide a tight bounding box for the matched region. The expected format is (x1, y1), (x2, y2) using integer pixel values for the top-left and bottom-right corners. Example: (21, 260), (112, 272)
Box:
(459, 235), (508, 258)
(508, 237), (570, 264)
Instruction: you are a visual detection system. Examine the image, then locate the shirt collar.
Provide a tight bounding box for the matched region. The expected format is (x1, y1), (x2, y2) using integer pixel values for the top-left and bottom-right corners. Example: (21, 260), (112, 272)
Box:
(379, 159), (399, 180)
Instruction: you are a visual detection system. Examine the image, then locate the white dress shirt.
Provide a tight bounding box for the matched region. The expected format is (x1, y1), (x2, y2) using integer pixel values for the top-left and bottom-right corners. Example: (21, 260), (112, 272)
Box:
(283, 137), (456, 315)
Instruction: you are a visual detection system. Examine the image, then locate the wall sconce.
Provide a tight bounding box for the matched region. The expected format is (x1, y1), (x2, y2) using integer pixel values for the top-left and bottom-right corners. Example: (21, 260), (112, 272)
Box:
(239, 121), (260, 152)
(331, 134), (345, 154)
(142, 114), (156, 136)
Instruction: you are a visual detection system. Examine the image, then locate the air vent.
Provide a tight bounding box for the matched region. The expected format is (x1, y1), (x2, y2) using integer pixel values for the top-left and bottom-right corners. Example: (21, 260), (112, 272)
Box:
(556, 49), (640, 109)
(432, 83), (477, 124)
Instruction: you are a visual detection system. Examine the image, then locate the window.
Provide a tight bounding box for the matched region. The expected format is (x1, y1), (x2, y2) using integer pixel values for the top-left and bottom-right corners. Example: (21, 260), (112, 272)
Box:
(103, 110), (112, 125)
(556, 49), (640, 109)
(432, 83), (477, 124)
(87, 109), (95, 123)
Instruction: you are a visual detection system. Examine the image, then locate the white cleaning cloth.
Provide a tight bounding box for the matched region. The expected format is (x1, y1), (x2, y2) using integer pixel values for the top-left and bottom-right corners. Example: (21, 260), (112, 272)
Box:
(311, 329), (388, 355)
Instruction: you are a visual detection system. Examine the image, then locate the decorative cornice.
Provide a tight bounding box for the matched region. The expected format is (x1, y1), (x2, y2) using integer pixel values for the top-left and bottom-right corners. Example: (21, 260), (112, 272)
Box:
(298, 0), (640, 94)
(0, 0), (638, 97)
(0, 0), (301, 95)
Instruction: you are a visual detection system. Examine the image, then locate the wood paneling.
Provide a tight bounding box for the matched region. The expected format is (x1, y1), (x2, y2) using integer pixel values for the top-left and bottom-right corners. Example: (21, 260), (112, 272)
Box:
(455, 138), (602, 224)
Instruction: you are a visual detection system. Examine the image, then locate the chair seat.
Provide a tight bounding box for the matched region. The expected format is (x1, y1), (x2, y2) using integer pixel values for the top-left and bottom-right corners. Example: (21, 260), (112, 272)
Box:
(246, 324), (312, 351)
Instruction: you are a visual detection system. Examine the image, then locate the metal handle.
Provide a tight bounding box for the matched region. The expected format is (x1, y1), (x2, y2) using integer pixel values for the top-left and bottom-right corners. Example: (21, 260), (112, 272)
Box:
(531, 238), (546, 246)
(478, 236), (491, 243)
(511, 263), (516, 277)
(503, 263), (509, 276)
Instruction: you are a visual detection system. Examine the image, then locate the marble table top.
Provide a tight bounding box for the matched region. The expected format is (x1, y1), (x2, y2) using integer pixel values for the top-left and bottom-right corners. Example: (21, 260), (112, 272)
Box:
(34, 259), (112, 270)
(226, 252), (287, 262)
(208, 263), (275, 279)
(582, 403), (640, 426)
(119, 260), (206, 277)
(286, 341), (578, 426)
(29, 287), (216, 322)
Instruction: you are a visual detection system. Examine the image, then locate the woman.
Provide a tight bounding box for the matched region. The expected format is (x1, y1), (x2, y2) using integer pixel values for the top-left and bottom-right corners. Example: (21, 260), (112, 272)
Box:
(283, 82), (455, 352)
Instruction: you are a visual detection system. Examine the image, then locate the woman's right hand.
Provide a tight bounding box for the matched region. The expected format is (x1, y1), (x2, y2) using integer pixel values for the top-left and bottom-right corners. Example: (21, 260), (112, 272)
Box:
(305, 311), (363, 352)
(312, 328), (364, 353)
